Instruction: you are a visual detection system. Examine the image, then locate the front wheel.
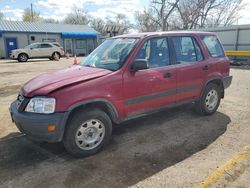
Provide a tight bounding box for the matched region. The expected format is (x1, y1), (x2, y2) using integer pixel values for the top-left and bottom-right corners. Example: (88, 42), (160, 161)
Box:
(63, 108), (112, 157)
(18, 53), (28, 62)
(195, 83), (221, 115)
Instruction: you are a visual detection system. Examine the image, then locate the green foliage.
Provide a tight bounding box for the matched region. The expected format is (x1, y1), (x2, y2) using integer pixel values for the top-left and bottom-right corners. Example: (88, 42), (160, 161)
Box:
(22, 8), (42, 22)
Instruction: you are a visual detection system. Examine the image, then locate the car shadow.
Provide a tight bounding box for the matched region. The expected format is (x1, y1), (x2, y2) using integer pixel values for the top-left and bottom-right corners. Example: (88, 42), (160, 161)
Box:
(0, 104), (231, 187)
(2, 59), (52, 64)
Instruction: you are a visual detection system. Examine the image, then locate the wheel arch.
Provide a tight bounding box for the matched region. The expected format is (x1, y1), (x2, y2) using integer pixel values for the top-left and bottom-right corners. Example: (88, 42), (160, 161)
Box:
(18, 52), (29, 59)
(52, 51), (61, 57)
(202, 77), (224, 99)
(67, 99), (120, 125)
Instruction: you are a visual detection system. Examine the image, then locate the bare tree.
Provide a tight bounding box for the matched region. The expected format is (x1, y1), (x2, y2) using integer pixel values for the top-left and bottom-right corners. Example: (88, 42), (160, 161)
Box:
(106, 14), (133, 34)
(150, 0), (180, 31)
(89, 17), (106, 35)
(176, 0), (243, 29)
(64, 7), (89, 25)
(43, 18), (59, 24)
(206, 0), (243, 27)
(135, 8), (159, 32)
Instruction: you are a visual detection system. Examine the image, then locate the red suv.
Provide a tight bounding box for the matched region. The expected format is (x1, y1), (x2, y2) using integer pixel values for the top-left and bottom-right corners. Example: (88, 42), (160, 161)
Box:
(10, 32), (232, 157)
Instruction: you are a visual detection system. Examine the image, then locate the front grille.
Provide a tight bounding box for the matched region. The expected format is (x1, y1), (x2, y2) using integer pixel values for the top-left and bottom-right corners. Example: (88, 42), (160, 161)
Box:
(16, 94), (29, 112)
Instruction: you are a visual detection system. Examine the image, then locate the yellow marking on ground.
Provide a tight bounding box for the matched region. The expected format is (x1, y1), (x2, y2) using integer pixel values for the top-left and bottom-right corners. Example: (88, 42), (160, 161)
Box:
(198, 145), (250, 188)
(225, 50), (250, 57)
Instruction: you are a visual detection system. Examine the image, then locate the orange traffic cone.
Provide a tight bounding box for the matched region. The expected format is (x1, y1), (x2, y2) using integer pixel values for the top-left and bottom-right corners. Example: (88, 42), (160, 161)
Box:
(54, 53), (60, 61)
(66, 52), (70, 59)
(73, 55), (78, 65)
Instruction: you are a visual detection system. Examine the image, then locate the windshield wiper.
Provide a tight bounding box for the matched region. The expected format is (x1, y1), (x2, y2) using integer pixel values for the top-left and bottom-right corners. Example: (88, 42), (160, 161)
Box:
(83, 64), (95, 68)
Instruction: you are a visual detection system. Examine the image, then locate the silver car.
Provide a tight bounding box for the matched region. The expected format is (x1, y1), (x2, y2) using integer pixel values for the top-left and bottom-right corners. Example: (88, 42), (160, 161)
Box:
(10, 42), (65, 62)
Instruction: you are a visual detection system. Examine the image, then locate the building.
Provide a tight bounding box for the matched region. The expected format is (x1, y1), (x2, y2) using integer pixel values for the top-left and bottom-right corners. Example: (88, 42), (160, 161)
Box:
(0, 20), (100, 58)
(200, 24), (250, 51)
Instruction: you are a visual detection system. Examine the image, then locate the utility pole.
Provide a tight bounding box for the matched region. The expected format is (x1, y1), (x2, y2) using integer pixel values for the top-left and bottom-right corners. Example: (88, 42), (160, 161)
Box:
(31, 3), (34, 22)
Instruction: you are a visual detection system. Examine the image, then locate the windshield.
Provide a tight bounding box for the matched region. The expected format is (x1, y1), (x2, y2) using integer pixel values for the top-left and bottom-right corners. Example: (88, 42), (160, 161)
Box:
(81, 38), (138, 71)
(24, 44), (32, 49)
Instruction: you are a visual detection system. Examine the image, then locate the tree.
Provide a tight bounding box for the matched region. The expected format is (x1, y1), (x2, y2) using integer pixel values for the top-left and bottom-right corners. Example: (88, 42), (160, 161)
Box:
(150, 0), (180, 31)
(89, 17), (106, 36)
(135, 9), (159, 32)
(206, 0), (243, 27)
(22, 8), (42, 22)
(0, 12), (4, 20)
(176, 0), (243, 29)
(43, 18), (59, 24)
(64, 7), (89, 25)
(105, 13), (133, 35)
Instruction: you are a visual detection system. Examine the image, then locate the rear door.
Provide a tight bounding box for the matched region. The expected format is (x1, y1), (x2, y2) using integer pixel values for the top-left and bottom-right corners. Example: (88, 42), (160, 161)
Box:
(170, 35), (209, 102)
(40, 43), (53, 57)
(123, 37), (177, 117)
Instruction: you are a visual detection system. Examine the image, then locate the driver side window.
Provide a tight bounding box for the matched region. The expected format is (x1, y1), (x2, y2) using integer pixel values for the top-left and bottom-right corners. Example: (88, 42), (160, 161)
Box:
(136, 37), (170, 68)
(30, 44), (41, 49)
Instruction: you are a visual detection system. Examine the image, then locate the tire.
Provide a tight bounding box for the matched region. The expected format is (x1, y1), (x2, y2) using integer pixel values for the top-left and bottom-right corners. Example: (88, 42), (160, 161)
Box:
(51, 52), (60, 60)
(195, 83), (221, 115)
(63, 108), (112, 157)
(18, 53), (28, 62)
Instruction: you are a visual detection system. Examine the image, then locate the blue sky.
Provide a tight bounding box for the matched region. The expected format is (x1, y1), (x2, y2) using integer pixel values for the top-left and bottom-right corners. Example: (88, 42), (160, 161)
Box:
(1, 0), (250, 24)
(0, 0), (150, 22)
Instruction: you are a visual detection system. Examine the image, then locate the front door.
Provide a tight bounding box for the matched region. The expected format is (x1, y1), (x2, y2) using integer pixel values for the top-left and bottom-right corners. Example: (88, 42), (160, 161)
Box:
(123, 37), (177, 117)
(5, 38), (17, 57)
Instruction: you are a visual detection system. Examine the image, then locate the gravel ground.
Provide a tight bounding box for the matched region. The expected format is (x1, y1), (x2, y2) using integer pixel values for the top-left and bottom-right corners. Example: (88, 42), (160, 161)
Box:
(0, 58), (249, 188)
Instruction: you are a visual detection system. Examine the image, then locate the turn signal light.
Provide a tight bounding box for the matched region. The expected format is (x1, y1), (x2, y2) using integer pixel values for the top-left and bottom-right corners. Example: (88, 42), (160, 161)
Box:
(48, 125), (56, 132)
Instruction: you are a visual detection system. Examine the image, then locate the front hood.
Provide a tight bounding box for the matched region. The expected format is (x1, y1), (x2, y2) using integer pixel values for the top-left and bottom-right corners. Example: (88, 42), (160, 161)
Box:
(22, 66), (112, 97)
(12, 49), (25, 53)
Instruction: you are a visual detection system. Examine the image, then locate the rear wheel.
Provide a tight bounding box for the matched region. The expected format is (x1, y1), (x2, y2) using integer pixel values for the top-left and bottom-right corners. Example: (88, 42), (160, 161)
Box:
(18, 53), (28, 62)
(63, 108), (112, 157)
(51, 52), (60, 60)
(195, 83), (221, 115)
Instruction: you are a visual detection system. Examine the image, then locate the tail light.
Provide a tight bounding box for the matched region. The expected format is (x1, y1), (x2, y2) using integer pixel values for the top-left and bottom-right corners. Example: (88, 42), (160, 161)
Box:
(60, 47), (64, 51)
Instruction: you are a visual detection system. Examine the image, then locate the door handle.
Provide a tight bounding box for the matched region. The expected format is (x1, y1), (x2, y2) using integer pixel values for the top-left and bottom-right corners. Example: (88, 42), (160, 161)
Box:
(202, 65), (209, 71)
(163, 72), (172, 78)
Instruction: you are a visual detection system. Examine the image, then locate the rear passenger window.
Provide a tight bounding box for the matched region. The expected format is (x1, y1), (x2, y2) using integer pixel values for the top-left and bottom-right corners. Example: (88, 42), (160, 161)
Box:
(202, 36), (224, 57)
(136, 37), (170, 68)
(41, 43), (52, 48)
(172, 36), (203, 63)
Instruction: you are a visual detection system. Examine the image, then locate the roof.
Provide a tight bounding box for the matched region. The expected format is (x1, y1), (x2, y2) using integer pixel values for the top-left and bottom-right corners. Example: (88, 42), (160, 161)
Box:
(114, 31), (215, 38)
(0, 20), (98, 34)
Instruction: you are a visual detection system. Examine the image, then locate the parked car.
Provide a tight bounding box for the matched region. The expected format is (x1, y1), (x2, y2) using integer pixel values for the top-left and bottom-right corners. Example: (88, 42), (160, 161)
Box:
(10, 42), (65, 62)
(10, 31), (232, 157)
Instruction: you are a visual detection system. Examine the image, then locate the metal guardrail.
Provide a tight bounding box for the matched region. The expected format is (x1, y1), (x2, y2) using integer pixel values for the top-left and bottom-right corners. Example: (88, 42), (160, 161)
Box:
(225, 50), (250, 57)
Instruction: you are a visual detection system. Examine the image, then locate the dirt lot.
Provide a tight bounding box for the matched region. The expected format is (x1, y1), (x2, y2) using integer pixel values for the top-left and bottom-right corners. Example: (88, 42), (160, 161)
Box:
(0, 58), (249, 188)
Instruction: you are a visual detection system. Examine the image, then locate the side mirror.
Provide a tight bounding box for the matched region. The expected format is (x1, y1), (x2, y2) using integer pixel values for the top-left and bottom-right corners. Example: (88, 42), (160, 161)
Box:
(130, 59), (148, 72)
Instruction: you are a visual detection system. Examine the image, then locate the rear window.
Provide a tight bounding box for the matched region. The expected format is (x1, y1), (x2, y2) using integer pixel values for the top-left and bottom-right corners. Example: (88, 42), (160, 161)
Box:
(202, 35), (224, 57)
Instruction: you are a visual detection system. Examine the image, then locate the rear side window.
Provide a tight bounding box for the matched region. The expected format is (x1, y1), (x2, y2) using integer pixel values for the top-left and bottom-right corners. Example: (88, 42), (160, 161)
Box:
(172, 36), (203, 64)
(202, 36), (224, 57)
(41, 43), (52, 48)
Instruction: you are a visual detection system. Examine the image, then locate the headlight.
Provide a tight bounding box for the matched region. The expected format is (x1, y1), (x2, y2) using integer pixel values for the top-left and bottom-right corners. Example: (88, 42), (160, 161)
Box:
(25, 97), (56, 114)
(12, 50), (20, 54)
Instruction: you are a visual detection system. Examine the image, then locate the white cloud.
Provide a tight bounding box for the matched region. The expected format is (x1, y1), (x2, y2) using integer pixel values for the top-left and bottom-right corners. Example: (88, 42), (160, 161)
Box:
(36, 0), (141, 21)
(0, 5), (23, 20)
